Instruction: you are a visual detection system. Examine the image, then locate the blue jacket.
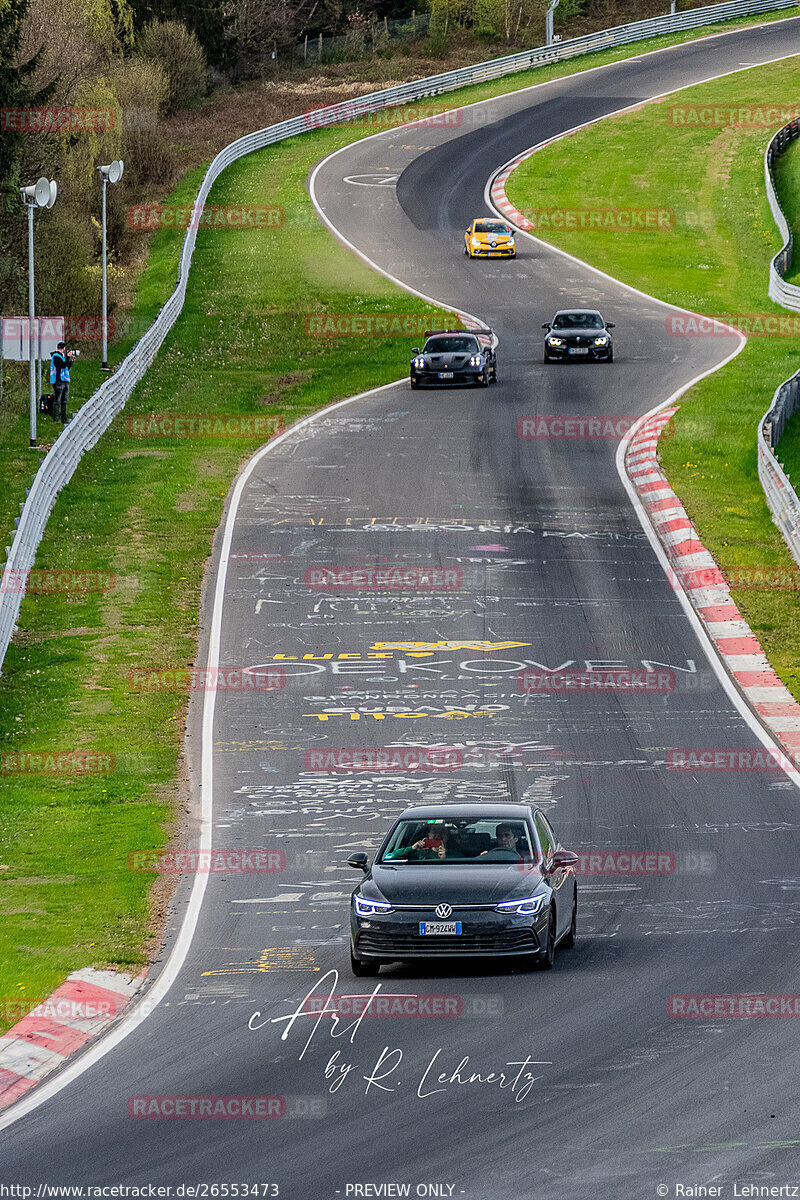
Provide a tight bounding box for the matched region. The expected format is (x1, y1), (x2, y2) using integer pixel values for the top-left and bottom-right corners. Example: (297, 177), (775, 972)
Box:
(50, 351), (70, 385)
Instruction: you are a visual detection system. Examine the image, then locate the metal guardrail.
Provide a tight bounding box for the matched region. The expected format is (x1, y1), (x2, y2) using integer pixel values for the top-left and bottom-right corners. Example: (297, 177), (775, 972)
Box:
(758, 120), (800, 566)
(0, 0), (796, 674)
(758, 371), (800, 569)
(765, 118), (800, 309)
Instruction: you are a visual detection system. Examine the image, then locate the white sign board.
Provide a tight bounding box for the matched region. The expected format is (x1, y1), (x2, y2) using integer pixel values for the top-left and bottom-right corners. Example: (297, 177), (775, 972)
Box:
(1, 317), (65, 362)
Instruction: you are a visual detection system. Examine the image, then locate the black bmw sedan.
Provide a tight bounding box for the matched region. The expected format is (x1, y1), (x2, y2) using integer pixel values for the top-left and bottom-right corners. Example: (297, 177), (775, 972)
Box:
(348, 803), (578, 976)
(542, 309), (614, 362)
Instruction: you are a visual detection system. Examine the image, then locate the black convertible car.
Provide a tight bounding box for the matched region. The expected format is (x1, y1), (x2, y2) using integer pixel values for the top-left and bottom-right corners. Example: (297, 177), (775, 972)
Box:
(542, 309), (614, 362)
(348, 803), (577, 975)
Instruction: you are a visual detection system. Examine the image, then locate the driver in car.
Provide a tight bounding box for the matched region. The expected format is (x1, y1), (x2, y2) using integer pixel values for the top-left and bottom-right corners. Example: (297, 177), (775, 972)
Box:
(480, 823), (522, 858)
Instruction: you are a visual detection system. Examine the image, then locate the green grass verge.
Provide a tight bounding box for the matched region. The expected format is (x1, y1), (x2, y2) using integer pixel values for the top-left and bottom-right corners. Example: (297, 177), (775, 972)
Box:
(773, 134), (800, 286)
(0, 6), (797, 1029)
(769, 129), (800, 507)
(1, 5), (794, 550)
(505, 55), (800, 700)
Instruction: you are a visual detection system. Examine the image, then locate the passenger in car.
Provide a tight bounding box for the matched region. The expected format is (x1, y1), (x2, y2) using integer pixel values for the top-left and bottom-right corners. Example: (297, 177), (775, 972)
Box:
(411, 823), (450, 859)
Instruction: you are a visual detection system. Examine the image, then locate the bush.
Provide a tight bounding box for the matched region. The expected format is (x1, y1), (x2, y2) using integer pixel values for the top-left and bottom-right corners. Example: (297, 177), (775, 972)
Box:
(138, 19), (207, 115)
(421, 28), (448, 56)
(35, 207), (101, 320)
(111, 57), (174, 188)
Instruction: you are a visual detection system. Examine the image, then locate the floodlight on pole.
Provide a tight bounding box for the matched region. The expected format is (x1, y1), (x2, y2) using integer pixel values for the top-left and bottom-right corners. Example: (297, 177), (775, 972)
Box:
(97, 160), (124, 369)
(20, 177), (58, 449)
(545, 0), (560, 45)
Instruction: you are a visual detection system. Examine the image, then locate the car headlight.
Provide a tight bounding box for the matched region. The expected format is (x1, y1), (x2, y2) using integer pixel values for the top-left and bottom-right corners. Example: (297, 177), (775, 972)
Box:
(471, 238), (482, 247)
(412, 356), (426, 369)
(496, 894), (545, 916)
(593, 336), (609, 345)
(354, 893), (393, 917)
(468, 354), (482, 366)
(547, 336), (564, 346)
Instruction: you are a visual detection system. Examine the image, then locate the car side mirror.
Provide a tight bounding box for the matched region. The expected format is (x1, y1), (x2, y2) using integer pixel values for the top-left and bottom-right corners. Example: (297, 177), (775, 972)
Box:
(411, 347), (420, 355)
(348, 852), (369, 872)
(606, 322), (615, 329)
(550, 849), (578, 872)
(541, 323), (551, 329)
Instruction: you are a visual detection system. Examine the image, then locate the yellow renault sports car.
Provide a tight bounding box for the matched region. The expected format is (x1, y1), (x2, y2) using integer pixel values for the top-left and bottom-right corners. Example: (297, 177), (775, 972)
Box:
(464, 218), (516, 259)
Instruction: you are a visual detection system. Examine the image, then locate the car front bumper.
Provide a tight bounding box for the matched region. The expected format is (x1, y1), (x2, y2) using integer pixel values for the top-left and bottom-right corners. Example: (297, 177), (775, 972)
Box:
(351, 908), (547, 961)
(411, 370), (485, 387)
(470, 245), (515, 256)
(545, 343), (612, 360)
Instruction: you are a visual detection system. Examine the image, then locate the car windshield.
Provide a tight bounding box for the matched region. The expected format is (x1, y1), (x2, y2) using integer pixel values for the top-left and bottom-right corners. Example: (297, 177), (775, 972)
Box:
(424, 336), (479, 354)
(552, 312), (604, 329)
(474, 221), (509, 234)
(379, 818), (536, 864)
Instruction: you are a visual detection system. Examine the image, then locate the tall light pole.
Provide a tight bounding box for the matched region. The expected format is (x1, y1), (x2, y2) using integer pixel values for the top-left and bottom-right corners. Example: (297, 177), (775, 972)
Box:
(97, 160), (124, 370)
(20, 176), (58, 449)
(546, 0), (560, 45)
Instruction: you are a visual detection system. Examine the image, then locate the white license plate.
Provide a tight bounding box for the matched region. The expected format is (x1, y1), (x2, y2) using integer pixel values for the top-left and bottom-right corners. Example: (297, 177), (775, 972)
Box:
(437, 372), (454, 379)
(568, 348), (589, 355)
(419, 921), (461, 935)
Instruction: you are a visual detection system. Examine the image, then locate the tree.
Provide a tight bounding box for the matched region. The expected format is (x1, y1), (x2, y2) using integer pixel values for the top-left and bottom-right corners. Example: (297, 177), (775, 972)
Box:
(18, 0), (127, 102)
(228, 0), (323, 75)
(127, 0), (232, 71)
(138, 18), (206, 113)
(0, 0), (56, 311)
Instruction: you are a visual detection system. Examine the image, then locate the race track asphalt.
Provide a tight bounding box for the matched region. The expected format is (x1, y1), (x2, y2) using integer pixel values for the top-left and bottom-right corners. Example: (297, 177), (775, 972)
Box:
(3, 18), (800, 1198)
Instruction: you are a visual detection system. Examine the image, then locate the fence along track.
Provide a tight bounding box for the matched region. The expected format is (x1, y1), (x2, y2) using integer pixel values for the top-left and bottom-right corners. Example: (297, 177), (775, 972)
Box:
(0, 0), (794, 673)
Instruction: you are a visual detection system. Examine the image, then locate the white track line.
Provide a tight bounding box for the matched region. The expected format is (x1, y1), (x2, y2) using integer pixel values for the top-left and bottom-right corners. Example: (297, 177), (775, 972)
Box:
(0, 377), (407, 1134)
(616, 402), (800, 789)
(3, 20), (799, 1130)
(479, 75), (800, 786)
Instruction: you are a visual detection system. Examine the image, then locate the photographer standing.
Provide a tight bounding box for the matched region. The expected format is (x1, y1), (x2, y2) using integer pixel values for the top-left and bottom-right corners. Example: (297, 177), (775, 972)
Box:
(49, 341), (73, 424)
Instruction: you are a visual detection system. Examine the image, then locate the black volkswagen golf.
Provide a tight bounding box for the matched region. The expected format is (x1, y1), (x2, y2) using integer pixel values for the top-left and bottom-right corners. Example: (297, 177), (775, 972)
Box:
(348, 803), (577, 976)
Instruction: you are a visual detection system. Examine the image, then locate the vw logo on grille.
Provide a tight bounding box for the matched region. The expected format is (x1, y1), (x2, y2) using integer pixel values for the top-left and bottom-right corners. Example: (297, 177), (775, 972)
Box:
(435, 903), (453, 919)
